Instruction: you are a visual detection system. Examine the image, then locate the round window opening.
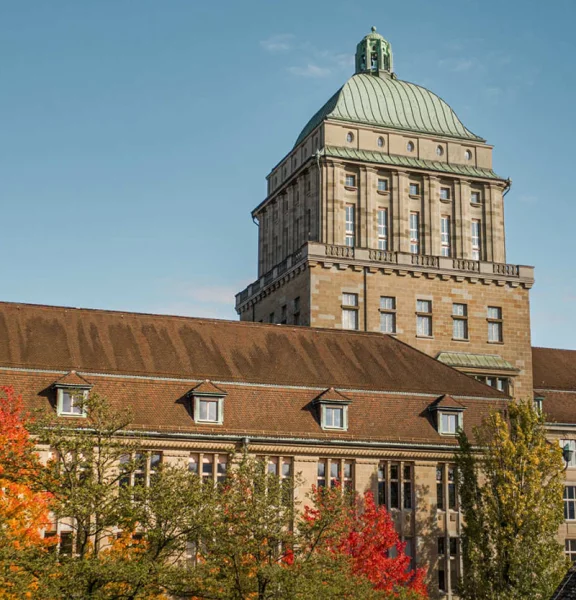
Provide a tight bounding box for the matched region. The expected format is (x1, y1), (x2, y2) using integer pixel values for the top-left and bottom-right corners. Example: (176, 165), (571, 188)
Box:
(436, 145), (444, 156)
(377, 136), (385, 148)
(464, 150), (472, 161)
(346, 132), (354, 143)
(407, 141), (415, 152)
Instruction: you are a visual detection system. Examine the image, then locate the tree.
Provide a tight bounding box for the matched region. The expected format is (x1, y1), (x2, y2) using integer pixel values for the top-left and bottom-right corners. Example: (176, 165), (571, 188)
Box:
(0, 385), (53, 599)
(456, 399), (568, 600)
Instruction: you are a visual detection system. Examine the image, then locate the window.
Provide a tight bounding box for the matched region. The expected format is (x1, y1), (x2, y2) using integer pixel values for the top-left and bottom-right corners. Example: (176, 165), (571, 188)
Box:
(377, 178), (388, 192)
(378, 462), (414, 511)
(409, 183), (420, 196)
(437, 464), (457, 511)
(378, 462), (386, 505)
(293, 296), (300, 325)
(416, 299), (432, 337)
(317, 459), (354, 490)
(475, 375), (510, 394)
(464, 149), (472, 161)
(440, 413), (458, 435)
(471, 190), (482, 204)
(345, 174), (356, 187)
(119, 451), (162, 488)
(379, 296), (396, 333)
(280, 305), (287, 324)
(342, 293), (359, 330)
(436, 467), (444, 510)
(269, 311), (275, 324)
(390, 464), (399, 509)
(194, 395), (224, 424)
(407, 141), (415, 152)
(57, 388), (88, 417)
(452, 303), (468, 340)
(322, 405), (346, 429)
(561, 440), (576, 468)
(377, 208), (388, 250)
(566, 540), (576, 563)
(471, 219), (481, 260)
(441, 216), (451, 257)
(438, 569), (446, 594)
(189, 453), (227, 485)
(448, 466), (457, 510)
(436, 145), (444, 156)
(440, 187), (450, 201)
(377, 136), (385, 148)
(346, 132), (354, 143)
(487, 306), (503, 342)
(403, 465), (412, 509)
(565, 486), (576, 520)
(410, 212), (420, 254)
(345, 205), (355, 247)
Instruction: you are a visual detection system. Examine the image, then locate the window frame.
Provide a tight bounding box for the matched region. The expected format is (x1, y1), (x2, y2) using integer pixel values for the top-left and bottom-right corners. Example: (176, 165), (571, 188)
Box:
(409, 212), (420, 254)
(342, 292), (359, 331)
(416, 299), (432, 337)
(377, 208), (388, 250)
(565, 485), (576, 521)
(345, 204), (355, 247)
(56, 387), (89, 418)
(345, 174), (356, 188)
(440, 215), (451, 257)
(452, 303), (469, 340)
(321, 404), (348, 431)
(471, 219), (482, 260)
(487, 306), (503, 343)
(409, 182), (420, 196)
(193, 395), (224, 425)
(379, 295), (396, 334)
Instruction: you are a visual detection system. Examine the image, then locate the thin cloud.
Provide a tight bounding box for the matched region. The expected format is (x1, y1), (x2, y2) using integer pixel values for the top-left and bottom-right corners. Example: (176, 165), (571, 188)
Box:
(288, 63), (332, 78)
(260, 34), (295, 53)
(437, 57), (476, 72)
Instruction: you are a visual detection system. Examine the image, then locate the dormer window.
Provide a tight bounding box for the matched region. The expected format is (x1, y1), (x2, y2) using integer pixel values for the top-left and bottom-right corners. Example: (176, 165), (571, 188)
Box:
(429, 395), (465, 436)
(313, 388), (352, 431)
(190, 380), (226, 425)
(53, 371), (92, 418)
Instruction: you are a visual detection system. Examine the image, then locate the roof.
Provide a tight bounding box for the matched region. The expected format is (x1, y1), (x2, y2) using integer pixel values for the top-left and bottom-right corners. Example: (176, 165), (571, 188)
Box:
(191, 380), (227, 396)
(0, 301), (506, 399)
(437, 352), (518, 372)
(322, 145), (501, 181)
(313, 387), (352, 405)
(54, 370), (92, 388)
(295, 73), (483, 147)
(551, 566), (576, 600)
(429, 395), (466, 411)
(533, 347), (576, 391)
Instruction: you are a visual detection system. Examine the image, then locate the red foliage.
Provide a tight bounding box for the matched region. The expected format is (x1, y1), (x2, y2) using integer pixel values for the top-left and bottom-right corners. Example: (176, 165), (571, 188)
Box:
(304, 486), (427, 598)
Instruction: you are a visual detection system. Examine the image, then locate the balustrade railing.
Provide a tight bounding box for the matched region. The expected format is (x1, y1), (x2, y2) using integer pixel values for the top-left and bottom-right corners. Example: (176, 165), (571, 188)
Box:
(326, 244), (355, 259)
(453, 258), (480, 272)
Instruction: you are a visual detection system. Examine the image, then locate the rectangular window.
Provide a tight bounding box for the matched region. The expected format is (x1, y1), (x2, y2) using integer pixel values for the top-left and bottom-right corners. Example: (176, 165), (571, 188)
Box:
(487, 306), (503, 342)
(345, 204), (355, 247)
(280, 305), (287, 324)
(390, 464), (399, 509)
(293, 297), (300, 326)
(403, 465), (412, 509)
(409, 183), (420, 196)
(377, 178), (388, 192)
(379, 296), (396, 334)
(269, 312), (275, 324)
(188, 454), (227, 485)
(471, 190), (482, 204)
(317, 460), (327, 488)
(437, 467), (444, 510)
(440, 187), (451, 201)
(58, 389), (87, 416)
(441, 216), (451, 257)
(120, 452), (163, 488)
(377, 208), (388, 250)
(566, 540), (576, 563)
(561, 441), (576, 468)
(438, 569), (446, 593)
(449, 537), (458, 557)
(448, 467), (457, 510)
(345, 175), (356, 188)
(199, 399), (218, 422)
(416, 299), (432, 337)
(342, 293), (359, 330)
(324, 406), (344, 429)
(378, 462), (386, 506)
(565, 486), (576, 520)
(410, 212), (420, 254)
(438, 537), (445, 556)
(452, 303), (468, 340)
(343, 461), (354, 492)
(441, 413), (458, 434)
(471, 219), (481, 260)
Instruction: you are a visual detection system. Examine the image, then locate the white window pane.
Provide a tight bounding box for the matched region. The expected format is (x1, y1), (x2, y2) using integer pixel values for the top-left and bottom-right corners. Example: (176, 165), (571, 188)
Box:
(453, 303), (466, 316)
(380, 312), (395, 333)
(61, 391), (73, 413)
(380, 296), (395, 310)
(342, 309), (358, 330)
(417, 300), (431, 312)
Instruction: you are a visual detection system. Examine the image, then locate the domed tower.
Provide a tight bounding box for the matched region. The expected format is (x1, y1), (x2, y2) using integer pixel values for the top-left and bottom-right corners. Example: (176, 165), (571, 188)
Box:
(236, 28), (534, 399)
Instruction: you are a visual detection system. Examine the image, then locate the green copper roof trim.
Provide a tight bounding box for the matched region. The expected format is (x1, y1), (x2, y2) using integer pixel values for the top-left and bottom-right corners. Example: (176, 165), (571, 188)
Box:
(322, 146), (502, 180)
(436, 352), (518, 372)
(295, 73), (483, 147)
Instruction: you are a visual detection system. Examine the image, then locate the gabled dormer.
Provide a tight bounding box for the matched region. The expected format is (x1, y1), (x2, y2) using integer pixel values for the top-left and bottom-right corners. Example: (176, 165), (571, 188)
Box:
(53, 371), (92, 417)
(189, 380), (226, 425)
(429, 395), (466, 436)
(313, 387), (352, 431)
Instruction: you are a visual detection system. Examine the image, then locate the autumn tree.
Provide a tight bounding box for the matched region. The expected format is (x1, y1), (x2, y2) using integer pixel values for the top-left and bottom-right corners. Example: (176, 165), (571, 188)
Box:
(456, 399), (568, 600)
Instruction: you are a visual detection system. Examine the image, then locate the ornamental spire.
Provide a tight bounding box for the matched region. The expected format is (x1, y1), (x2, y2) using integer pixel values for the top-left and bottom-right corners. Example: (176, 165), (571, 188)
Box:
(355, 26), (393, 76)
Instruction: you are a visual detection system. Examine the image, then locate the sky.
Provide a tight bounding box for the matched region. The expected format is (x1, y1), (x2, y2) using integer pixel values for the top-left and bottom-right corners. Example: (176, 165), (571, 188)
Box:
(0, 0), (575, 349)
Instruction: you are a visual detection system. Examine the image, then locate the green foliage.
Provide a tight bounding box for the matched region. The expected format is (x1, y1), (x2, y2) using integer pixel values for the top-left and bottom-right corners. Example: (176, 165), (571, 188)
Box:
(456, 399), (569, 600)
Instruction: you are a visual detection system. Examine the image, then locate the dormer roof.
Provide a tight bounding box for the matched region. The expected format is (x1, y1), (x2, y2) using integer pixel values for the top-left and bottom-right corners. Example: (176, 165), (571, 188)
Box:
(190, 380), (227, 397)
(53, 370), (92, 389)
(313, 387), (352, 405)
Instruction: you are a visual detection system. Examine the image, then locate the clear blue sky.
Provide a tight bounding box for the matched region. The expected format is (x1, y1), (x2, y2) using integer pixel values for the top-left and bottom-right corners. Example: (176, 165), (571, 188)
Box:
(1, 0), (574, 349)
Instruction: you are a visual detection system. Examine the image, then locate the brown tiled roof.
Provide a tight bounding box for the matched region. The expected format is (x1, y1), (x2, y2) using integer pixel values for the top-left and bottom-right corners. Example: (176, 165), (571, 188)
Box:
(0, 301), (503, 399)
(191, 380), (227, 396)
(0, 369), (507, 447)
(313, 388), (352, 404)
(533, 347), (576, 391)
(430, 395), (466, 411)
(54, 371), (92, 388)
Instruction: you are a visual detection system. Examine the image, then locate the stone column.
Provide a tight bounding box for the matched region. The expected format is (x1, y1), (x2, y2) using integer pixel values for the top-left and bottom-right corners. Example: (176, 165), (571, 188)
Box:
(397, 170), (410, 253)
(457, 179), (472, 259)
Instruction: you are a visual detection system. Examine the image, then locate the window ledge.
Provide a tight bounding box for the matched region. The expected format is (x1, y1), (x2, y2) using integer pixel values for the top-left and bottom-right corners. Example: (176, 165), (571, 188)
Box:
(439, 198), (452, 204)
(344, 185), (358, 192)
(451, 338), (470, 343)
(470, 202), (482, 207)
(195, 420), (224, 426)
(376, 190), (389, 196)
(409, 194), (420, 199)
(416, 335), (435, 339)
(487, 341), (505, 345)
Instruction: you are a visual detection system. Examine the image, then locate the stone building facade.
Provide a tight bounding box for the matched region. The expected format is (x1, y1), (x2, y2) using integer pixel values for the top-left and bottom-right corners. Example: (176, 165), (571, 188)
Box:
(236, 27), (535, 400)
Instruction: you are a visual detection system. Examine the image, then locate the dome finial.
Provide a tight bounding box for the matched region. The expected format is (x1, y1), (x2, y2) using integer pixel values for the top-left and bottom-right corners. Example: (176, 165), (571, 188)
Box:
(355, 27), (393, 76)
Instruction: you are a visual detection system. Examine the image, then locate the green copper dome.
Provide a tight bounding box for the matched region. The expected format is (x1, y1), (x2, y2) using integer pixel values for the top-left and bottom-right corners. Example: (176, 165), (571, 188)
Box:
(295, 28), (482, 146)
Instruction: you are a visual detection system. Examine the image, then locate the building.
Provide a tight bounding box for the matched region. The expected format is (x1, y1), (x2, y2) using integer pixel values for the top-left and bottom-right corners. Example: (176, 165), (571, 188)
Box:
(0, 300), (509, 598)
(235, 27), (534, 400)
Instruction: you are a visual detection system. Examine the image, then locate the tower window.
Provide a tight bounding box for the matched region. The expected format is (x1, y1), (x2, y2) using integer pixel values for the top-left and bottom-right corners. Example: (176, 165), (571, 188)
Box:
(436, 145), (444, 156)
(416, 299), (432, 337)
(409, 212), (420, 254)
(487, 306), (503, 343)
(464, 149), (472, 161)
(471, 219), (482, 260)
(377, 178), (388, 192)
(441, 216), (451, 257)
(409, 183), (420, 196)
(440, 187), (451, 201)
(377, 136), (385, 148)
(407, 141), (415, 152)
(471, 190), (482, 204)
(377, 208), (388, 250)
(342, 293), (359, 330)
(452, 303), (468, 340)
(346, 132), (354, 143)
(379, 296), (396, 334)
(345, 174), (356, 188)
(345, 205), (355, 247)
